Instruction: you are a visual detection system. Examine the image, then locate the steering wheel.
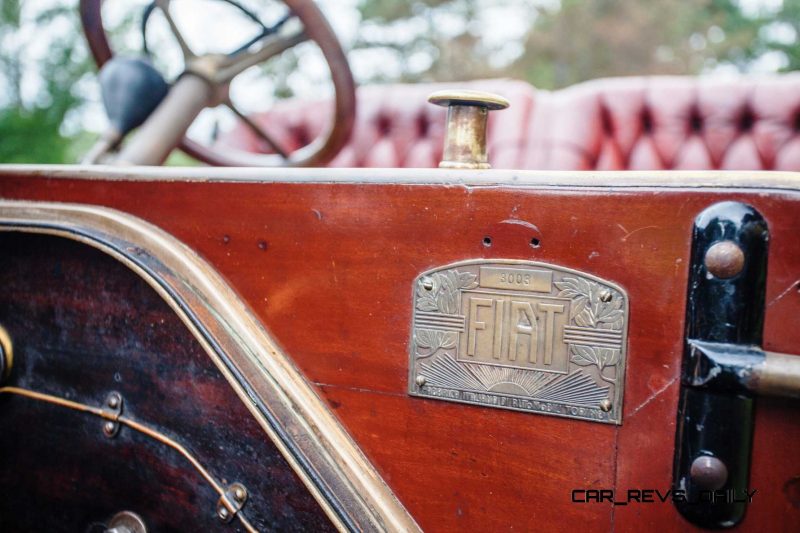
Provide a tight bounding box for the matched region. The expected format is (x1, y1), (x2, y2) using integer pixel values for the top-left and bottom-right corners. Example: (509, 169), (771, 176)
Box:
(80, 0), (356, 167)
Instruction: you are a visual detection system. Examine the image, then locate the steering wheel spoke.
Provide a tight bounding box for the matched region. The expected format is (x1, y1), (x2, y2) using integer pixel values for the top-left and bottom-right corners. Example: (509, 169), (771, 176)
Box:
(216, 27), (308, 83)
(225, 100), (289, 159)
(155, 0), (196, 60)
(80, 0), (355, 167)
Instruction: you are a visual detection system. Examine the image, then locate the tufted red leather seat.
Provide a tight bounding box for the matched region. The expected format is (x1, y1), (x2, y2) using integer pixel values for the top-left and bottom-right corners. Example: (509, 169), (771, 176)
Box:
(217, 79), (536, 169)
(218, 75), (800, 170)
(521, 75), (800, 170)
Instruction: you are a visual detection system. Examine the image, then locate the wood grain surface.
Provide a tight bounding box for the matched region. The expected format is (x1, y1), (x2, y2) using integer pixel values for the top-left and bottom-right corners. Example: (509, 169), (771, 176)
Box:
(1, 172), (799, 531)
(0, 233), (333, 532)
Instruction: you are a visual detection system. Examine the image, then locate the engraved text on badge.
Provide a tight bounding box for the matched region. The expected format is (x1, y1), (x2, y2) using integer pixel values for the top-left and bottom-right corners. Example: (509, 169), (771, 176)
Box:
(408, 260), (629, 424)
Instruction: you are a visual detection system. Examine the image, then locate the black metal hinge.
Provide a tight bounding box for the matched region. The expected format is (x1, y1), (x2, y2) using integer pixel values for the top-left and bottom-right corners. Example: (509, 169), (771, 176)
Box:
(674, 200), (800, 528)
(673, 201), (768, 528)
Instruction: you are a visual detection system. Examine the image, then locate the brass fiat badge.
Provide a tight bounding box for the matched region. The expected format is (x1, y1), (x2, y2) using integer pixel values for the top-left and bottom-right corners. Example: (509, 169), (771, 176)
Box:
(409, 260), (629, 424)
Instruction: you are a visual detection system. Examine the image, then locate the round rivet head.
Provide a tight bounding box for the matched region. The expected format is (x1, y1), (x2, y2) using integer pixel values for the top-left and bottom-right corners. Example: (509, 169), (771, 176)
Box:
(218, 507), (229, 520)
(705, 241), (745, 279)
(599, 399), (612, 412)
(103, 421), (117, 436)
(234, 487), (246, 501)
(421, 278), (434, 291)
(599, 289), (613, 303)
(415, 375), (426, 387)
(690, 455), (728, 490)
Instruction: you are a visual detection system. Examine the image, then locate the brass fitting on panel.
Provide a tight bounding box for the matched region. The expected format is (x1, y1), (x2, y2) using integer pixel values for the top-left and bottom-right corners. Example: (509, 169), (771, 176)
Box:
(750, 351), (800, 399)
(107, 510), (148, 533)
(428, 90), (509, 169)
(0, 325), (12, 381)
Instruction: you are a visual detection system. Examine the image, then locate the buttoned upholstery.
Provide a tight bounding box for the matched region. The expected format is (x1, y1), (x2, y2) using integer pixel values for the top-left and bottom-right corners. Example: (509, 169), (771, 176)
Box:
(522, 75), (800, 170)
(218, 75), (800, 170)
(217, 79), (536, 169)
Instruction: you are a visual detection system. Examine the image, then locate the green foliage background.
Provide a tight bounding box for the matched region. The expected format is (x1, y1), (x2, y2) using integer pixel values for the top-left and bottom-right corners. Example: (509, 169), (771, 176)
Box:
(1, 0), (798, 164)
(0, 2), (92, 163)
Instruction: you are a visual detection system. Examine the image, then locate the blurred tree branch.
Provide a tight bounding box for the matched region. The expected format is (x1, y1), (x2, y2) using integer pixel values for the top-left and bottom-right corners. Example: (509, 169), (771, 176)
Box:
(0, 1), (94, 163)
(753, 0), (800, 71)
(354, 0), (777, 89)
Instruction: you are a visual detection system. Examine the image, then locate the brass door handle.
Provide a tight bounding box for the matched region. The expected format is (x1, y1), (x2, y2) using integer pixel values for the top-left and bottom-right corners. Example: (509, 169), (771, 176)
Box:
(749, 350), (800, 398)
(685, 341), (800, 400)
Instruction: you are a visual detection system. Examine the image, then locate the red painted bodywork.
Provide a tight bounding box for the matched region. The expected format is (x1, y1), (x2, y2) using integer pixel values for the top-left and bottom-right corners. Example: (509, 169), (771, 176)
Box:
(1, 172), (799, 531)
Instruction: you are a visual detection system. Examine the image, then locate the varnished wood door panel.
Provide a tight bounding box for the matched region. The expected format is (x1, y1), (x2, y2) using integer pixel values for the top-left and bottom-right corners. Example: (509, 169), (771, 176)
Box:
(1, 171), (799, 531)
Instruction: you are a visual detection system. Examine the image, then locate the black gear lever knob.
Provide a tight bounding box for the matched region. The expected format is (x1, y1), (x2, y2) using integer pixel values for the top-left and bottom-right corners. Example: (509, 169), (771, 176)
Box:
(83, 56), (169, 163)
(100, 56), (169, 137)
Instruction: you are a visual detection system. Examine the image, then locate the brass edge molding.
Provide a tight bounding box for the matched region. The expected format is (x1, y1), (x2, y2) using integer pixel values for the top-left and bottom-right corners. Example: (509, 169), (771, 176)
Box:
(0, 200), (420, 533)
(0, 324), (12, 379)
(1, 164), (800, 191)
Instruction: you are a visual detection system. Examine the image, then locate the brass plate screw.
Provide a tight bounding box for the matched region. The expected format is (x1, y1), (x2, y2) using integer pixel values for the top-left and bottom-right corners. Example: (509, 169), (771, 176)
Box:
(428, 90), (509, 169)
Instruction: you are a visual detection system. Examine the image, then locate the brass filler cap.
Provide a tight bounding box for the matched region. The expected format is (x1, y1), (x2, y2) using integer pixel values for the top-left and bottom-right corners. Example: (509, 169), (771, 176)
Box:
(428, 89), (510, 169)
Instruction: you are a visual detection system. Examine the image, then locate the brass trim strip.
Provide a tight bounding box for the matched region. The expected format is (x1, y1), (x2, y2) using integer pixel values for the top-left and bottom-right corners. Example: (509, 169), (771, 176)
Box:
(1, 164), (800, 191)
(0, 325), (12, 379)
(0, 200), (420, 533)
(0, 386), (257, 532)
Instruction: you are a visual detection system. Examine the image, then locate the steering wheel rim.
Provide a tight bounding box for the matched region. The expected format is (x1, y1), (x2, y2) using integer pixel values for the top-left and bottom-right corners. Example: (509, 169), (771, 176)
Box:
(79, 0), (356, 167)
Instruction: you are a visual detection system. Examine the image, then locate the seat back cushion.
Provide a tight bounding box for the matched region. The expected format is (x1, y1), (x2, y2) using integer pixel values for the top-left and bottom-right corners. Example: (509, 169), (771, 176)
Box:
(218, 75), (800, 171)
(522, 75), (800, 171)
(217, 79), (536, 169)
